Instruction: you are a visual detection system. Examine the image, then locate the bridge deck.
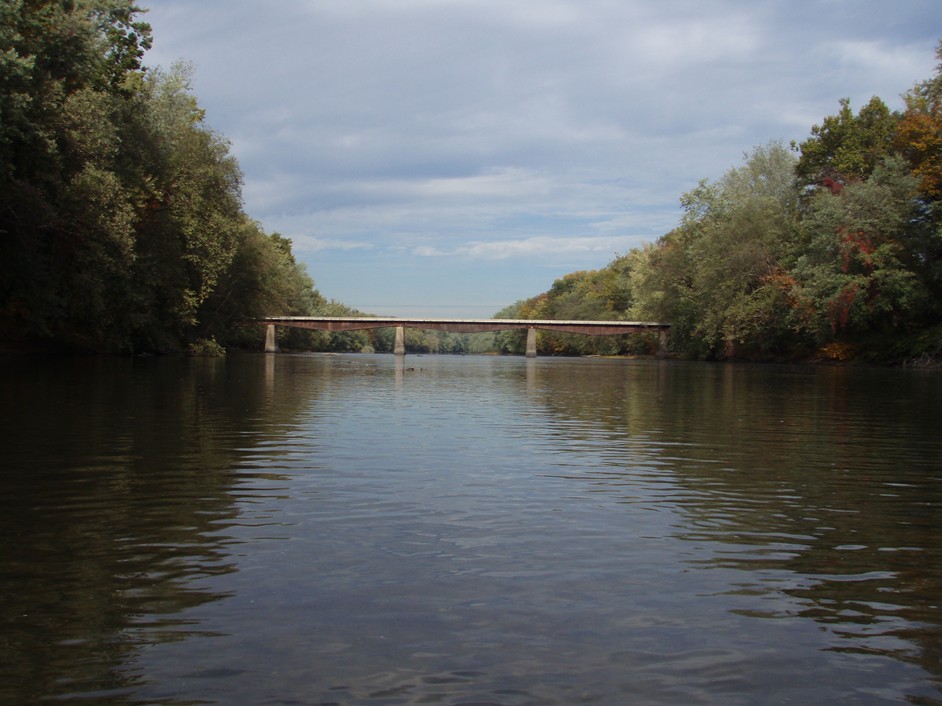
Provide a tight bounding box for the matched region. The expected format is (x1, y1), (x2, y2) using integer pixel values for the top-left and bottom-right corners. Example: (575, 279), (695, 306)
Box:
(261, 316), (669, 336)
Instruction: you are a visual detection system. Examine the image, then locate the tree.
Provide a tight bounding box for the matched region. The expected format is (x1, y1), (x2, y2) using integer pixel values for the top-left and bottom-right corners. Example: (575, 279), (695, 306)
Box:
(897, 41), (942, 200)
(0, 0), (152, 351)
(0, 4), (329, 354)
(493, 301), (529, 354)
(198, 226), (323, 349)
(894, 41), (942, 310)
(631, 142), (803, 358)
(629, 235), (698, 354)
(794, 96), (898, 191)
(792, 157), (929, 338)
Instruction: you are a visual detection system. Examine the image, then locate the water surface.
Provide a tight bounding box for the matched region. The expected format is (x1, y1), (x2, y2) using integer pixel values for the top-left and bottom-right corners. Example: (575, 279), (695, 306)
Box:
(1, 354), (940, 705)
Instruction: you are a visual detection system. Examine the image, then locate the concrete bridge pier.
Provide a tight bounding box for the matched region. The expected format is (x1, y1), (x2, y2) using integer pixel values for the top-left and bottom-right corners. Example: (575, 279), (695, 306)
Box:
(264, 324), (279, 353)
(394, 325), (406, 356)
(526, 327), (537, 358)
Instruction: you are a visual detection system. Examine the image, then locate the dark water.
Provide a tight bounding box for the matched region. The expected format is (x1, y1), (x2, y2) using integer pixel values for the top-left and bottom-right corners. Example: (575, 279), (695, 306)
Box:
(1, 354), (941, 705)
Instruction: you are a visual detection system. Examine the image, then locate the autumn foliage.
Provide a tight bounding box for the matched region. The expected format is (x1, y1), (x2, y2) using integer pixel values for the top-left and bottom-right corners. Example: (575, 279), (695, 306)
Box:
(505, 43), (942, 363)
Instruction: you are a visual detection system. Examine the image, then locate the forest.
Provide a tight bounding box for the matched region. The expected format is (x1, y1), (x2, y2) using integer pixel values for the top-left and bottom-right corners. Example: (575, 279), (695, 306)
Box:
(1, 2), (940, 363)
(494, 47), (942, 364)
(0, 0), (329, 354)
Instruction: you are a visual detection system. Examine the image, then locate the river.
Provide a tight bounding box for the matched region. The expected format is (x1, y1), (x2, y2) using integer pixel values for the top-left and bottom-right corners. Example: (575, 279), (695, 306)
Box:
(1, 354), (940, 705)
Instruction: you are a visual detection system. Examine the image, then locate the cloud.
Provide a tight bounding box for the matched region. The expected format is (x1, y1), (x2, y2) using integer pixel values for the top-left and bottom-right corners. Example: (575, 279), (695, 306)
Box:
(289, 235), (374, 253)
(412, 245), (447, 257)
(414, 235), (644, 261)
(829, 39), (935, 89)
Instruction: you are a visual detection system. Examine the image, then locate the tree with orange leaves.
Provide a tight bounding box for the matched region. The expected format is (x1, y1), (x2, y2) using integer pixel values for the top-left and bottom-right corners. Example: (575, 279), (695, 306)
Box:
(896, 42), (942, 201)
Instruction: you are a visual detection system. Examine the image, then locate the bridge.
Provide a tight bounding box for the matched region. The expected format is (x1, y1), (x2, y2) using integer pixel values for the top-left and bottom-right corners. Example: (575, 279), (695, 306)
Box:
(260, 316), (670, 358)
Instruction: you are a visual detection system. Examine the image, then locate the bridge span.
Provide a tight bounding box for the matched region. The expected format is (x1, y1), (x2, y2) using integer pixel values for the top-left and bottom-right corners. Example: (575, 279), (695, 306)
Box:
(260, 316), (670, 358)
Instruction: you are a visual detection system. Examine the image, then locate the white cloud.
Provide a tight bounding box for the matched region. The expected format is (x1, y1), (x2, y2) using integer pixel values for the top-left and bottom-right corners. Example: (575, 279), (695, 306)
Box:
(412, 245), (447, 257)
(828, 39), (934, 90)
(418, 235), (646, 260)
(290, 235), (374, 253)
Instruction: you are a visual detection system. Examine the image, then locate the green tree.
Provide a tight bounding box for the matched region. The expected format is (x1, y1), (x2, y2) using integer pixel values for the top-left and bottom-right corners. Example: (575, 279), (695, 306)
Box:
(138, 63), (243, 337)
(493, 300), (528, 354)
(198, 227), (323, 348)
(0, 0), (152, 351)
(0, 4), (331, 354)
(628, 236), (699, 354)
(794, 96), (898, 190)
(631, 142), (803, 358)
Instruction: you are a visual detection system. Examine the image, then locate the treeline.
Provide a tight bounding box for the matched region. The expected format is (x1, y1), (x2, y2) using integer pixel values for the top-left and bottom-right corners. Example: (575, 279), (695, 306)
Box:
(0, 1), (329, 354)
(501, 45), (942, 364)
(5, 3), (940, 363)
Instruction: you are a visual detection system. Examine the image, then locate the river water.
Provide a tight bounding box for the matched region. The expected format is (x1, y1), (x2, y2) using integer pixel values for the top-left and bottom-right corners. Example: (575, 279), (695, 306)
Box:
(1, 354), (940, 705)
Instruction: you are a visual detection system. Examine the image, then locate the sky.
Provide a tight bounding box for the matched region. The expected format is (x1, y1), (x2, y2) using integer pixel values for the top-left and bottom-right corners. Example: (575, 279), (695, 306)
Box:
(141, 1), (942, 318)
